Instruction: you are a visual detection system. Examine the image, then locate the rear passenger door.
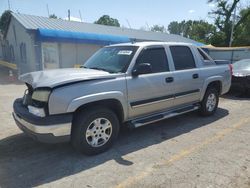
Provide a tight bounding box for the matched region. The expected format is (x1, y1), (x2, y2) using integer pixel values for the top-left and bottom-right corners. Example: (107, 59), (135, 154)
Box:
(127, 46), (175, 119)
(169, 45), (203, 106)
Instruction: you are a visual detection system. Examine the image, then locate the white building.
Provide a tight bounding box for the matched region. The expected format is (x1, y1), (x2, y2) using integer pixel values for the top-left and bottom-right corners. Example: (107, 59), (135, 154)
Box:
(1, 13), (203, 74)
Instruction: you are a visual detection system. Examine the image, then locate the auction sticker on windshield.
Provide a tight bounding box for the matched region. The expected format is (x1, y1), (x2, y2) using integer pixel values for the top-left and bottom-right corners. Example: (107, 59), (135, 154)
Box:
(118, 50), (133, 55)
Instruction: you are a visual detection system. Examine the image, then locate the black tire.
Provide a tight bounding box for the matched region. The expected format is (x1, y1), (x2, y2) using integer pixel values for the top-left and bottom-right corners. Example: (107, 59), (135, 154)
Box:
(199, 87), (219, 116)
(71, 106), (120, 155)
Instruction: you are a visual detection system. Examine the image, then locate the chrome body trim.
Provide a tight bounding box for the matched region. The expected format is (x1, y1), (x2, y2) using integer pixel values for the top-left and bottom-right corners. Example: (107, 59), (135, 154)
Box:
(132, 97), (174, 108)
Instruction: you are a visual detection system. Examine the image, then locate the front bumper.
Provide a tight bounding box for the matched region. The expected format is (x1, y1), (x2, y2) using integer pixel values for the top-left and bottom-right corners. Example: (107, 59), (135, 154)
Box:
(13, 99), (72, 143)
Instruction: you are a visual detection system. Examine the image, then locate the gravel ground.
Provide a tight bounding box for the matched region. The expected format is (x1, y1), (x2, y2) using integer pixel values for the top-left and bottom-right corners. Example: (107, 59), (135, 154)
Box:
(0, 67), (249, 188)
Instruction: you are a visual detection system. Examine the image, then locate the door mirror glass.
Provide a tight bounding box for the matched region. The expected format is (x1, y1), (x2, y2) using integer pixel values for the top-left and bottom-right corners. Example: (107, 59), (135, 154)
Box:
(132, 63), (152, 76)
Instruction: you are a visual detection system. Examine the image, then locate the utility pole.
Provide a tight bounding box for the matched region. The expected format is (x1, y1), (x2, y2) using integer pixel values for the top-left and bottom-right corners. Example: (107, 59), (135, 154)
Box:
(229, 6), (237, 47)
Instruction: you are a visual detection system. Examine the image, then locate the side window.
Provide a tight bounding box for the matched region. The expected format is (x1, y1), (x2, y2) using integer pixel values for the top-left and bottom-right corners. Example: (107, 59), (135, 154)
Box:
(198, 48), (210, 61)
(170, 46), (196, 70)
(136, 48), (169, 73)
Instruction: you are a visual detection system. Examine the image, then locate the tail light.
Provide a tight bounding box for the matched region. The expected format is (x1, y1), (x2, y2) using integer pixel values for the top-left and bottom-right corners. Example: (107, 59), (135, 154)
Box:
(229, 64), (233, 76)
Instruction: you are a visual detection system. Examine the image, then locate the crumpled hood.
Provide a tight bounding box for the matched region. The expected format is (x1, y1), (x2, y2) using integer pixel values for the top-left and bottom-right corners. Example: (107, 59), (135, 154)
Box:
(19, 68), (114, 88)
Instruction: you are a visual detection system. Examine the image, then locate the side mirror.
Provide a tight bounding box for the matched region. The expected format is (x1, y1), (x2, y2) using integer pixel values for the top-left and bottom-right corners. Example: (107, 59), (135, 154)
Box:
(132, 63), (152, 76)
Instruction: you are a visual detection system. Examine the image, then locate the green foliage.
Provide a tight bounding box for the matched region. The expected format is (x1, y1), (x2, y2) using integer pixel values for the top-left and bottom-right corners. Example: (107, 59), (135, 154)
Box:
(150, 25), (166, 33)
(167, 21), (183, 35)
(208, 0), (250, 46)
(94, 15), (120, 27)
(0, 10), (12, 36)
(168, 20), (216, 44)
(233, 8), (250, 46)
(49, 14), (58, 19)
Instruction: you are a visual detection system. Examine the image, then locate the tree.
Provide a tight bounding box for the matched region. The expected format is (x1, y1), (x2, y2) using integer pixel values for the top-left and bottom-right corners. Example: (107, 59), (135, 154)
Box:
(94, 15), (120, 27)
(49, 14), (58, 19)
(168, 20), (216, 44)
(233, 8), (250, 46)
(208, 0), (250, 46)
(0, 10), (12, 36)
(168, 21), (182, 35)
(150, 25), (166, 33)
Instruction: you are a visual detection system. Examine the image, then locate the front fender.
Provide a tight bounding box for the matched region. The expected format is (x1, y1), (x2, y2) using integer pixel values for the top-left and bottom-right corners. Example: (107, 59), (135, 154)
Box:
(66, 91), (128, 119)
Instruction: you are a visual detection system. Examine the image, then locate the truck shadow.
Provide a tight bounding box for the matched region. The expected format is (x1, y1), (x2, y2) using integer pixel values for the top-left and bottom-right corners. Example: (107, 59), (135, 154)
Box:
(0, 108), (229, 188)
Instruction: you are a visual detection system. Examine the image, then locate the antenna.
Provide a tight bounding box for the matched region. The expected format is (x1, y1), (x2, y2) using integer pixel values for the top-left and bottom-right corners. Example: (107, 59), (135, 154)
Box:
(68, 9), (70, 21)
(146, 22), (150, 31)
(46, 4), (50, 17)
(8, 0), (11, 10)
(126, 19), (131, 29)
(79, 10), (83, 22)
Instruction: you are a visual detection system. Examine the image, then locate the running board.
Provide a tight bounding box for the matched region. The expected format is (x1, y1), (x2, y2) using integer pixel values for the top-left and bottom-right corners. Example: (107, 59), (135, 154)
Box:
(130, 104), (200, 128)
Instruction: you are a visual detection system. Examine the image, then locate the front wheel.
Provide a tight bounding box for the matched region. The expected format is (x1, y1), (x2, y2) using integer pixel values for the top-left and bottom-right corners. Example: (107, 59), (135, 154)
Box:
(199, 87), (219, 116)
(71, 107), (120, 155)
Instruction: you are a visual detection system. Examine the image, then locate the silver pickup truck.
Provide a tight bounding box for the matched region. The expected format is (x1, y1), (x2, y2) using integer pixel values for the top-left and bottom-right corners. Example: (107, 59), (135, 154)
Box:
(13, 42), (232, 155)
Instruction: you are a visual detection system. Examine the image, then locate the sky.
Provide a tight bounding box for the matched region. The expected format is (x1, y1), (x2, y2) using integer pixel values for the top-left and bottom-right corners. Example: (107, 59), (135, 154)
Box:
(0, 0), (217, 29)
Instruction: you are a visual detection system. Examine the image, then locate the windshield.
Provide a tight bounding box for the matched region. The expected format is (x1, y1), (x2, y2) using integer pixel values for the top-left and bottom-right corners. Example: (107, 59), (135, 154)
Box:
(83, 46), (138, 73)
(233, 59), (250, 70)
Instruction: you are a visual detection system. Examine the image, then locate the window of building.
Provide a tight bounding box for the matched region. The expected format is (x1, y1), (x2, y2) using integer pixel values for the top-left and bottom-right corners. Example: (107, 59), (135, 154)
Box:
(41, 43), (59, 69)
(170, 46), (196, 70)
(136, 47), (169, 73)
(20, 43), (27, 63)
(10, 45), (15, 61)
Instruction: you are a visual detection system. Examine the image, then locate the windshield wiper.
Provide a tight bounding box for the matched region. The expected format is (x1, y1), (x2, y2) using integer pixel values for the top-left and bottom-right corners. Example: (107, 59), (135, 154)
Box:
(90, 67), (109, 72)
(82, 66), (116, 73)
(89, 67), (117, 73)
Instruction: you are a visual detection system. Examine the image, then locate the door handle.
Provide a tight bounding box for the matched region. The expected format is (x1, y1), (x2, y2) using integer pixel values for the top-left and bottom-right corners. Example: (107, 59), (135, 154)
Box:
(193, 74), (199, 79)
(165, 77), (174, 83)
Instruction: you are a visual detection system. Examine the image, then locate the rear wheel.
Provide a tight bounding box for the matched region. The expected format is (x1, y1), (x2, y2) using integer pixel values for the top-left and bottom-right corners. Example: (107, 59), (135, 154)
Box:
(71, 107), (120, 155)
(199, 87), (219, 116)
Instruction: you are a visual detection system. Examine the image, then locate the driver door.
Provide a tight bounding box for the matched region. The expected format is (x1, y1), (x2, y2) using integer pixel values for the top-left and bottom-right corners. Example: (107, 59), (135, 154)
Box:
(126, 46), (176, 119)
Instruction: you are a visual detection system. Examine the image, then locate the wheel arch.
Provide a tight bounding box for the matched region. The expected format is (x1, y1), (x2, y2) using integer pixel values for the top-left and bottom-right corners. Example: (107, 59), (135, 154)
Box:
(200, 78), (222, 101)
(73, 99), (125, 124)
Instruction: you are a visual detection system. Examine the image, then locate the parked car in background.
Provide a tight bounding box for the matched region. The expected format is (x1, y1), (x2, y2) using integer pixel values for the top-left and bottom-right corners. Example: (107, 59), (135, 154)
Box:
(13, 42), (232, 155)
(231, 59), (250, 94)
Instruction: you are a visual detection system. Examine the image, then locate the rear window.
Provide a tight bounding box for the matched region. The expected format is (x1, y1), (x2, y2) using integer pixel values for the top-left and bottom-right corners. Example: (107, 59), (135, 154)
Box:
(198, 48), (210, 61)
(170, 46), (196, 70)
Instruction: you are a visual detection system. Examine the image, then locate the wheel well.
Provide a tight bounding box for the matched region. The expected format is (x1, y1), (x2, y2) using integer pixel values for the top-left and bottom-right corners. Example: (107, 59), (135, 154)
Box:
(74, 99), (124, 123)
(207, 81), (222, 94)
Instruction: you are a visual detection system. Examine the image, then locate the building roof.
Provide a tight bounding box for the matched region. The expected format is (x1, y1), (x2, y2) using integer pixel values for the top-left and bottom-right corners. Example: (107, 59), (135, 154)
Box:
(12, 13), (204, 46)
